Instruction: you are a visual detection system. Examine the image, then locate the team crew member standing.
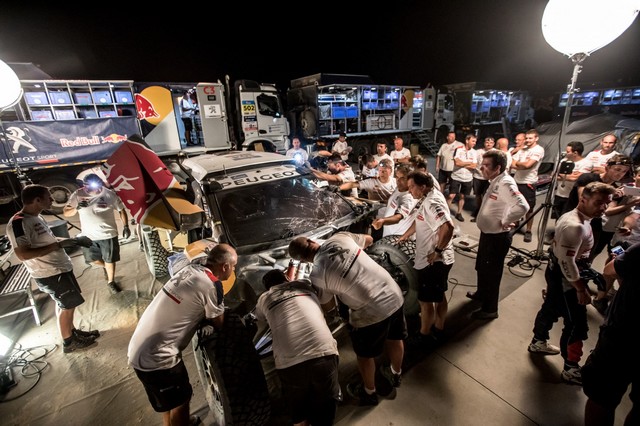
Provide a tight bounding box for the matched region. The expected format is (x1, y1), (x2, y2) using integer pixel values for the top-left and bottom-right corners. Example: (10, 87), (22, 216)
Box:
(288, 232), (406, 406)
(467, 150), (529, 319)
(390, 136), (411, 165)
(6, 185), (98, 353)
(436, 131), (464, 193)
(286, 137), (309, 166)
(399, 172), (455, 348)
(528, 182), (615, 385)
(371, 164), (417, 238)
(332, 132), (350, 162)
(128, 244), (236, 426)
(255, 270), (340, 426)
(448, 134), (478, 222)
(511, 129), (545, 243)
(63, 174), (130, 294)
(584, 133), (619, 174)
(471, 137), (495, 221)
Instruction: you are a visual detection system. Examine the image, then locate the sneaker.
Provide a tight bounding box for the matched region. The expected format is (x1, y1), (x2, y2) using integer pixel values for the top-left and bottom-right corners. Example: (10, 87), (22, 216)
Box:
(73, 328), (100, 339)
(380, 365), (401, 388)
(406, 332), (437, 350)
(592, 298), (609, 316)
(470, 309), (499, 320)
(524, 231), (532, 243)
(455, 213), (465, 222)
(466, 291), (482, 301)
(107, 281), (122, 294)
(470, 217), (477, 223)
(528, 339), (560, 355)
(346, 382), (378, 406)
(63, 335), (97, 353)
(561, 366), (582, 385)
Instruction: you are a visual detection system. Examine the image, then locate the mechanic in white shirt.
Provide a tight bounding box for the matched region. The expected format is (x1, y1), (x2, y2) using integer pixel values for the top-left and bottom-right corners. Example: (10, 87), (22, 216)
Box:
(332, 132), (351, 162)
(373, 141), (394, 173)
(584, 133), (618, 174)
(309, 153), (358, 197)
(552, 141), (593, 219)
(285, 137), (309, 166)
(371, 164), (417, 238)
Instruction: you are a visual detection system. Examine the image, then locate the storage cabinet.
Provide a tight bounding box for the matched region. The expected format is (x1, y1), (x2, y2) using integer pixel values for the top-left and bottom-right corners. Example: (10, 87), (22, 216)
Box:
(18, 80), (136, 121)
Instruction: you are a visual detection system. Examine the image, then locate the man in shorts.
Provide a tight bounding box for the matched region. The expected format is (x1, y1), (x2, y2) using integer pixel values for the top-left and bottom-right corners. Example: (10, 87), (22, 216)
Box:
(398, 172), (455, 348)
(64, 173), (130, 294)
(6, 184), (98, 353)
(288, 232), (406, 406)
(128, 244), (236, 425)
(435, 130), (464, 193)
(448, 134), (478, 222)
(255, 269), (340, 425)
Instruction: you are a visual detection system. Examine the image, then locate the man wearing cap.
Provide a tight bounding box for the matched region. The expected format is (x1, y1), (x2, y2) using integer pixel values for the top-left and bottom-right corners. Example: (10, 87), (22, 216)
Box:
(309, 153), (358, 197)
(64, 173), (130, 294)
(332, 132), (351, 162)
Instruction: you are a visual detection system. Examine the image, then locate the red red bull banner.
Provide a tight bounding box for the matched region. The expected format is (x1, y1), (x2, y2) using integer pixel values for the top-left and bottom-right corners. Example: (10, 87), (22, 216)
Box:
(0, 117), (139, 172)
(104, 137), (202, 229)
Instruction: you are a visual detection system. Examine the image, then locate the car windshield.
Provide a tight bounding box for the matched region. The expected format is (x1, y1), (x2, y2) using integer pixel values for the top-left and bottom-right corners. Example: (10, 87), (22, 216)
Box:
(215, 175), (354, 247)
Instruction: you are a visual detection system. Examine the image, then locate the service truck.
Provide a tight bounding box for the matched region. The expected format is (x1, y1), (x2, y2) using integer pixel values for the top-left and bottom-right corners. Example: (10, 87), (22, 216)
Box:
(286, 73), (533, 158)
(0, 74), (290, 213)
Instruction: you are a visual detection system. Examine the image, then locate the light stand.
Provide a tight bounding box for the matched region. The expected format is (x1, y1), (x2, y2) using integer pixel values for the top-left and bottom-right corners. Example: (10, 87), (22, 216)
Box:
(511, 0), (639, 260)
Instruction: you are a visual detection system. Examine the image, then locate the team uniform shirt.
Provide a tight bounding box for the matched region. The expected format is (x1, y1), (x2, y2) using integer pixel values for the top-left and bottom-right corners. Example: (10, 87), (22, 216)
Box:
(552, 208), (594, 291)
(336, 166), (358, 197)
(361, 165), (378, 178)
(437, 141), (464, 172)
(555, 157), (594, 198)
(476, 172), (529, 234)
(310, 232), (403, 328)
(472, 148), (490, 181)
(390, 148), (411, 164)
(6, 212), (73, 279)
(128, 264), (225, 371)
(66, 187), (125, 241)
(254, 279), (338, 370)
(503, 151), (513, 171)
(332, 140), (349, 161)
(285, 147), (309, 165)
(585, 149), (618, 170)
(413, 189), (455, 269)
(381, 189), (416, 237)
(451, 147), (478, 183)
(513, 145), (545, 185)
(357, 177), (397, 202)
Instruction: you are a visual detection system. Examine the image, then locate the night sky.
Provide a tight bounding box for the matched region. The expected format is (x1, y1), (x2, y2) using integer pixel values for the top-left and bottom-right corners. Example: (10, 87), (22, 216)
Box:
(1, 1), (639, 97)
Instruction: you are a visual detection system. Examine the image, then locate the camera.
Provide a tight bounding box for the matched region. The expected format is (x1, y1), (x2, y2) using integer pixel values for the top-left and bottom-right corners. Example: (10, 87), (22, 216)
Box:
(558, 161), (575, 175)
(611, 245), (625, 256)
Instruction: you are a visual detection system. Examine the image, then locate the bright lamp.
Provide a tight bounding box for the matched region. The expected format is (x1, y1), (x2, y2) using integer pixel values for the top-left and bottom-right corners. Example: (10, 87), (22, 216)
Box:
(0, 59), (22, 110)
(542, 0), (639, 57)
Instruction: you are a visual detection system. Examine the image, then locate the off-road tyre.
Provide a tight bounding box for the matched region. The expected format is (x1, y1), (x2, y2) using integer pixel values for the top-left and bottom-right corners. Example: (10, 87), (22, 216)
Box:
(193, 313), (271, 425)
(41, 177), (78, 214)
(300, 109), (317, 139)
(366, 235), (419, 316)
(139, 225), (170, 278)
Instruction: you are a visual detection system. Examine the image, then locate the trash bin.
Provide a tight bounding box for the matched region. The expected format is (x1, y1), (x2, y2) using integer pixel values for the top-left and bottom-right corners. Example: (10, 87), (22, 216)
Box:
(48, 219), (76, 254)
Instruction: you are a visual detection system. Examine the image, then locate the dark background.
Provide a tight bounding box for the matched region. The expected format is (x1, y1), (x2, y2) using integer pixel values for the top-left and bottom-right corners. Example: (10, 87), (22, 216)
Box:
(1, 1), (639, 97)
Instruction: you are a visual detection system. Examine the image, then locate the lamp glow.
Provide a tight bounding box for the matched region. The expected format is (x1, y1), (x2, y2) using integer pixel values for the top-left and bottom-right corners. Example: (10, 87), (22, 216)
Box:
(542, 0), (639, 57)
(0, 59), (22, 110)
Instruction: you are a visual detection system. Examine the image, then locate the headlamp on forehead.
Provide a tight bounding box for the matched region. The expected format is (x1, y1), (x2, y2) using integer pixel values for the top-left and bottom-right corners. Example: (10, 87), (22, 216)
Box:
(83, 174), (104, 190)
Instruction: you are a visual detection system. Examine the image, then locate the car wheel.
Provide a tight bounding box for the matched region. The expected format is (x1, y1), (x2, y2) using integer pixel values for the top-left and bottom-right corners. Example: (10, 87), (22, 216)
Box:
(366, 235), (419, 316)
(193, 313), (271, 425)
(40, 177), (78, 214)
(139, 224), (170, 278)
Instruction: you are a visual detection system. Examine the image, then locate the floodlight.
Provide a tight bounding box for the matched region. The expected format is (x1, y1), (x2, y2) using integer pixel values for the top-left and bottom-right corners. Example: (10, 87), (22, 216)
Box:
(542, 0), (639, 57)
(0, 59), (22, 110)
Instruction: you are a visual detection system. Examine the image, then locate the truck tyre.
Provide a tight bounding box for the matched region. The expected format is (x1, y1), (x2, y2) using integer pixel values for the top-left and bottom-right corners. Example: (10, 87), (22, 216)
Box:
(300, 110), (316, 139)
(366, 235), (419, 316)
(139, 225), (170, 278)
(193, 313), (271, 426)
(41, 177), (78, 214)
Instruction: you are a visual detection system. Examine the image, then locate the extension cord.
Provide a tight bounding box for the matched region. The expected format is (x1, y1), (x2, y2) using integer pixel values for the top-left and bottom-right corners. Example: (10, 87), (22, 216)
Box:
(507, 255), (524, 267)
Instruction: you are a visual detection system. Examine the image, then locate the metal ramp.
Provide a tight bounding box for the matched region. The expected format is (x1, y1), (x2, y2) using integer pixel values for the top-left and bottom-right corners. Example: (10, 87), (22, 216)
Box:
(412, 130), (440, 157)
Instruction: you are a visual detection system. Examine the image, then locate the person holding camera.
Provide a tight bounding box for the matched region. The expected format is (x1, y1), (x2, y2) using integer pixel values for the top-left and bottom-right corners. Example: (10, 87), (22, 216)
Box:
(64, 173), (130, 294)
(552, 141), (592, 220)
(7, 184), (98, 353)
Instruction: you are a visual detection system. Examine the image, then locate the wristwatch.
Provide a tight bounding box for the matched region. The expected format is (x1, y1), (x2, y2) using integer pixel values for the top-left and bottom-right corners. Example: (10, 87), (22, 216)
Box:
(434, 247), (443, 254)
